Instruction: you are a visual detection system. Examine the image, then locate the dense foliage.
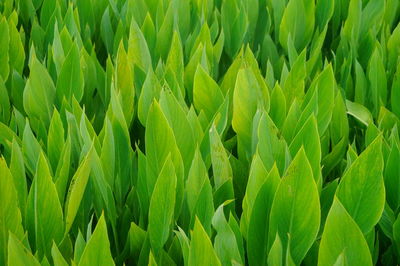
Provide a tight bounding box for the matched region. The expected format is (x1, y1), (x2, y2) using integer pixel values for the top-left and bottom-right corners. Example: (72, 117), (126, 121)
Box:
(0, 0), (400, 265)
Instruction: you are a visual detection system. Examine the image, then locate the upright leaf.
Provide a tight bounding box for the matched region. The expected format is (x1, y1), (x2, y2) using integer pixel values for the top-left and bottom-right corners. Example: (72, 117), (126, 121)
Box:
(78, 214), (115, 266)
(279, 0), (315, 51)
(65, 147), (94, 234)
(318, 197), (373, 266)
(209, 125), (233, 191)
(185, 148), (214, 234)
(188, 218), (221, 266)
(10, 139), (28, 216)
(0, 159), (24, 265)
(23, 54), (55, 127)
(148, 157), (177, 254)
(47, 109), (65, 172)
(289, 115), (321, 186)
(193, 65), (224, 122)
(0, 16), (9, 81)
(160, 89), (195, 175)
(269, 148), (320, 264)
(26, 153), (64, 259)
(145, 101), (184, 217)
(7, 233), (40, 266)
(115, 41), (135, 125)
(128, 19), (152, 72)
(138, 68), (161, 126)
(232, 68), (263, 161)
(247, 165), (280, 266)
(336, 137), (385, 234)
(212, 203), (243, 265)
(56, 42), (84, 104)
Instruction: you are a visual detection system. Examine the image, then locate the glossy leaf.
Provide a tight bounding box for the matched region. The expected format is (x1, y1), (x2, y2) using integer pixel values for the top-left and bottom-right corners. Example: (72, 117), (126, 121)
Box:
(78, 214), (114, 266)
(269, 148), (320, 264)
(188, 218), (221, 266)
(318, 197), (373, 266)
(148, 157), (177, 254)
(336, 137), (385, 234)
(26, 153), (64, 259)
(0, 159), (24, 265)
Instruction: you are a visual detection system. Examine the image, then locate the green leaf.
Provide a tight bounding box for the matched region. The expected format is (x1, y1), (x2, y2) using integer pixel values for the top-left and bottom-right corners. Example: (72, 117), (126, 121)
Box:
(320, 180), (339, 233)
(138, 68), (161, 126)
(148, 251), (157, 266)
(26, 153), (64, 259)
(393, 214), (400, 255)
(367, 47), (387, 116)
(289, 115), (321, 187)
(318, 197), (373, 266)
(10, 139), (27, 216)
(107, 89), (133, 204)
(127, 222), (146, 258)
(47, 109), (65, 172)
(156, 2), (174, 61)
(298, 64), (335, 136)
(0, 16), (9, 81)
(283, 50), (306, 109)
(78, 214), (115, 266)
(307, 27), (327, 76)
(315, 0), (334, 30)
(56, 42), (84, 104)
(166, 31), (184, 96)
(345, 100), (373, 126)
(185, 148), (214, 234)
(74, 231), (86, 263)
(7, 233), (40, 266)
(241, 153), (269, 237)
(336, 137), (385, 234)
(342, 0), (362, 47)
(115, 41), (135, 126)
(54, 136), (71, 204)
(247, 164), (280, 266)
(279, 0), (315, 51)
(64, 147), (94, 234)
(51, 242), (68, 266)
(175, 227), (190, 265)
(100, 7), (114, 54)
(232, 67), (263, 161)
(193, 65), (224, 122)
(148, 156), (177, 254)
(22, 120), (42, 175)
(269, 83), (286, 129)
(228, 214), (245, 263)
(0, 77), (10, 124)
(388, 24), (400, 76)
(267, 233), (283, 266)
(257, 112), (288, 175)
(269, 148), (320, 264)
(8, 19), (24, 75)
(360, 0), (385, 39)
(212, 203), (243, 265)
(0, 158), (24, 265)
(23, 54), (56, 127)
(330, 91), (349, 146)
(209, 125), (233, 190)
(128, 19), (152, 72)
(354, 60), (367, 105)
(385, 142), (400, 211)
(221, 0), (248, 59)
(160, 89), (196, 175)
(188, 218), (221, 266)
(145, 100), (184, 217)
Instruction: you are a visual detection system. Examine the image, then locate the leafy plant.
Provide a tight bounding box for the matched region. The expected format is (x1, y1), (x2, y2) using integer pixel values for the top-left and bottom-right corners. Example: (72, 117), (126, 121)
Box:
(0, 0), (399, 265)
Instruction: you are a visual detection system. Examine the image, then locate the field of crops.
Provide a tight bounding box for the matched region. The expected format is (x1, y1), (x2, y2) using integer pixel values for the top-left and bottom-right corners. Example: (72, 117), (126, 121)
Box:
(0, 0), (400, 265)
